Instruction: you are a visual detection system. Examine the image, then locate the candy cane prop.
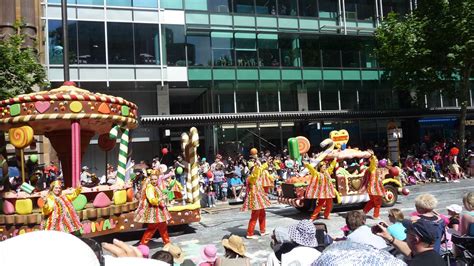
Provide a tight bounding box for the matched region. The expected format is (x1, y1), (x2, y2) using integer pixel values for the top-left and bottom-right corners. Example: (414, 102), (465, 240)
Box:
(181, 127), (200, 204)
(300, 138), (335, 176)
(109, 125), (129, 184)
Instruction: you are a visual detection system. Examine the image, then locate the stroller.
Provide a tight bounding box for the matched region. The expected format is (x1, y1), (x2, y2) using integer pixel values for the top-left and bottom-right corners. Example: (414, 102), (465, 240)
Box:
(451, 234), (474, 266)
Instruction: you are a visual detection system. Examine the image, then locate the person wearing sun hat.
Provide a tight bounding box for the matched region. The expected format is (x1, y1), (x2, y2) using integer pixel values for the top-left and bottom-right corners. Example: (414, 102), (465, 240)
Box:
(446, 203), (462, 232)
(163, 243), (185, 265)
(198, 244), (218, 266)
(278, 220), (321, 265)
(222, 235), (247, 258)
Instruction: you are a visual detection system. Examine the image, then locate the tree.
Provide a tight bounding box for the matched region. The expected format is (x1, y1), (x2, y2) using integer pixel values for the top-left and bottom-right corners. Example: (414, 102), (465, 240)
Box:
(0, 21), (49, 157)
(0, 21), (48, 100)
(375, 0), (474, 155)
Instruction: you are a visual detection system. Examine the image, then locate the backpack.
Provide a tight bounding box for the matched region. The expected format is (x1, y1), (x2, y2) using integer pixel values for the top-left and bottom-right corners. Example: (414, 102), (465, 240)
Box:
(419, 215), (446, 255)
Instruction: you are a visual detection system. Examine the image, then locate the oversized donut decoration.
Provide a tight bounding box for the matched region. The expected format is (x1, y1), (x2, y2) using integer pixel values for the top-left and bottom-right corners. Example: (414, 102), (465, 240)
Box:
(9, 126), (34, 149)
(296, 136), (310, 154)
(98, 133), (116, 151)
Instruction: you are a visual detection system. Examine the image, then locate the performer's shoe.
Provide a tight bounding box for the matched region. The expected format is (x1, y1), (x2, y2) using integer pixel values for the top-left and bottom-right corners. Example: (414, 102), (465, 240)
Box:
(246, 235), (259, 239)
(260, 231), (269, 236)
(324, 216), (331, 220)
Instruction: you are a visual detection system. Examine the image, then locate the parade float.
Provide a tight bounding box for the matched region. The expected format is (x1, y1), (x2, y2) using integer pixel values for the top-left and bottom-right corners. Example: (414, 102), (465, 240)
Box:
(0, 82), (200, 240)
(278, 130), (409, 211)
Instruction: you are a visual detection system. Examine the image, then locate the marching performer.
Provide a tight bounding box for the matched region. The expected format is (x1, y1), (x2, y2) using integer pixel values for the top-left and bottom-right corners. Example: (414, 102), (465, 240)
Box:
(41, 180), (82, 234)
(242, 161), (271, 239)
(135, 174), (171, 245)
(305, 158), (337, 220)
(363, 154), (385, 219)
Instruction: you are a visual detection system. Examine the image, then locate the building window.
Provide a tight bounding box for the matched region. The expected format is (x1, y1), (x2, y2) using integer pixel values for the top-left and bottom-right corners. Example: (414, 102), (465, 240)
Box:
(359, 81), (376, 110)
(259, 81), (279, 112)
(208, 0), (232, 12)
(382, 0), (410, 17)
(318, 0), (338, 19)
(256, 0), (276, 14)
(300, 36), (321, 67)
(360, 40), (377, 68)
(320, 81), (340, 110)
(280, 81), (299, 111)
(187, 34), (212, 67)
(235, 33), (257, 67)
(258, 34), (279, 67)
(135, 24), (160, 65)
(77, 21), (105, 64)
(298, 0), (317, 17)
(160, 0), (183, 9)
(212, 32), (234, 66)
(236, 81), (257, 112)
(306, 81), (321, 111)
(163, 25), (186, 66)
(279, 36), (301, 67)
(321, 37), (340, 68)
(134, 0), (158, 8)
(234, 0), (255, 14)
(278, 0), (298, 16)
(77, 0), (104, 4)
(341, 81), (359, 110)
(48, 20), (78, 65)
(215, 81), (235, 113)
(345, 0), (375, 21)
(108, 22), (134, 64)
(107, 0), (131, 6)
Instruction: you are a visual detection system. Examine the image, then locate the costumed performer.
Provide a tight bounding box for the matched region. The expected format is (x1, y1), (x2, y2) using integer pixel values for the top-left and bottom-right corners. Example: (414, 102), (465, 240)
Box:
(261, 165), (275, 194)
(134, 174), (171, 245)
(305, 158), (337, 220)
(242, 160), (271, 239)
(41, 180), (82, 235)
(363, 154), (385, 219)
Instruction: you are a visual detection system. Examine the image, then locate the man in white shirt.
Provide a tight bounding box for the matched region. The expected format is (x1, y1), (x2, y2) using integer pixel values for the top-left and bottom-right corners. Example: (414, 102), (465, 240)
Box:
(345, 210), (387, 249)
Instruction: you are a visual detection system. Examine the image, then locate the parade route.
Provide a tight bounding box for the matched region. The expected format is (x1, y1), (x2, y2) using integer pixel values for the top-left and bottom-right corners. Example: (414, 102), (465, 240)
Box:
(98, 179), (474, 264)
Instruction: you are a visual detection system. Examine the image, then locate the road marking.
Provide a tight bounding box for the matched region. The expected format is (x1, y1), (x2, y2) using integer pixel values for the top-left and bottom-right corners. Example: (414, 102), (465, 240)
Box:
(406, 184), (474, 196)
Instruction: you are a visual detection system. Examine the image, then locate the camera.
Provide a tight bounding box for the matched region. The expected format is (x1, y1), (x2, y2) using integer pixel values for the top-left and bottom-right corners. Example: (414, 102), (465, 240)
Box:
(371, 222), (388, 234)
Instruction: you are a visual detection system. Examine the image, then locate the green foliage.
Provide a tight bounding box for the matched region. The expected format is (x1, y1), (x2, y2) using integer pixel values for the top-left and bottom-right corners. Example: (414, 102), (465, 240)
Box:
(0, 21), (49, 100)
(375, 0), (473, 104)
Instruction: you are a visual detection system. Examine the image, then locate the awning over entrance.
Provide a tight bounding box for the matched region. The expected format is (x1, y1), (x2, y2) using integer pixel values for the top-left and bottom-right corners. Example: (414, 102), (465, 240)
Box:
(141, 108), (472, 127)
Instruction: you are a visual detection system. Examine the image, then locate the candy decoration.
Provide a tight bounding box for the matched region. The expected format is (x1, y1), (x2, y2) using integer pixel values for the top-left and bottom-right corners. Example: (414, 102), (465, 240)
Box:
(34, 101), (51, 113)
(69, 101), (83, 113)
(389, 167), (400, 177)
(20, 182), (34, 194)
(121, 106), (130, 116)
(98, 102), (111, 114)
(296, 136), (310, 154)
(0, 113), (137, 126)
(250, 148), (258, 155)
(72, 194), (87, 211)
(15, 198), (33, 215)
(378, 159), (387, 168)
(181, 127), (200, 204)
(329, 130), (350, 149)
(71, 120), (81, 188)
(9, 126), (34, 149)
(109, 125), (119, 140)
(288, 138), (300, 160)
(126, 188), (134, 202)
(116, 128), (129, 183)
(29, 154), (38, 163)
(37, 197), (45, 208)
(176, 166), (183, 175)
(98, 133), (116, 151)
(93, 192), (112, 208)
(2, 200), (15, 214)
(9, 104), (20, 116)
(114, 190), (127, 205)
(450, 147), (459, 156)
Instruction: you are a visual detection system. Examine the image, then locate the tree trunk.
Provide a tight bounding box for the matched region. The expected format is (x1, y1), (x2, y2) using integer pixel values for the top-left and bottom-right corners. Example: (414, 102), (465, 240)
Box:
(459, 65), (472, 157)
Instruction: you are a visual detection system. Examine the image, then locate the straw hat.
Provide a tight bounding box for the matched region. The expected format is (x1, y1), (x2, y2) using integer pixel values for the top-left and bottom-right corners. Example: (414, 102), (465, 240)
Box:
(163, 243), (185, 264)
(222, 235), (246, 257)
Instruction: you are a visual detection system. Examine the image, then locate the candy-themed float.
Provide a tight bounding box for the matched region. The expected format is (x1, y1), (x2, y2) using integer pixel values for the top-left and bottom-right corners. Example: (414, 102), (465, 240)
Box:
(0, 82), (200, 240)
(278, 130), (409, 211)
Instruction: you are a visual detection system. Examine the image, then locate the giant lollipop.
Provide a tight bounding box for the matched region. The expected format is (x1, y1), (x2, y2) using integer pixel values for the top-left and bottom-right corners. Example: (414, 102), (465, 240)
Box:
(9, 126), (34, 183)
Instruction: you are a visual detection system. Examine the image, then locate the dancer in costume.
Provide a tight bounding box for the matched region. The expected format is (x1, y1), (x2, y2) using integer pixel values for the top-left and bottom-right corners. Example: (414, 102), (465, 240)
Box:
(135, 174), (171, 245)
(363, 154), (385, 219)
(41, 180), (82, 234)
(242, 161), (271, 239)
(305, 158), (337, 220)
(261, 165), (275, 194)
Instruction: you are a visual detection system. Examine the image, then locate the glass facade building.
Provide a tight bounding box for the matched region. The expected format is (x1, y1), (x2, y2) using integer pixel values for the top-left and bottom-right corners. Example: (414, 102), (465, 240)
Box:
(40, 0), (474, 166)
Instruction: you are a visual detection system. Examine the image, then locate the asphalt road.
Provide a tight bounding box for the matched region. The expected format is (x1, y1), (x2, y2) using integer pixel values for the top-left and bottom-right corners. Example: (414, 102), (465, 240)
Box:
(103, 179), (474, 264)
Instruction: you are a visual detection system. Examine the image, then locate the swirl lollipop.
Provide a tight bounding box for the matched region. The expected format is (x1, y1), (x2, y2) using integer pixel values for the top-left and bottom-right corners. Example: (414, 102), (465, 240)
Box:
(296, 136), (310, 154)
(9, 126), (34, 149)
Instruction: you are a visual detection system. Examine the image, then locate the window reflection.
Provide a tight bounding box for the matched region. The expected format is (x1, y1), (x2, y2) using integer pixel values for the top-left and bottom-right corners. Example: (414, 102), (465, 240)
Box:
(278, 0), (298, 16)
(208, 0), (232, 12)
(187, 34), (212, 66)
(77, 21), (105, 64)
(255, 0), (276, 14)
(306, 81), (321, 111)
(280, 81), (299, 111)
(258, 34), (279, 66)
(321, 81), (340, 110)
(279, 36), (301, 67)
(107, 0), (131, 6)
(318, 0), (338, 18)
(382, 0), (410, 17)
(48, 20), (77, 65)
(135, 24), (160, 65)
(108, 22), (134, 64)
(345, 0), (375, 21)
(300, 36), (321, 67)
(234, 0), (255, 14)
(235, 33), (257, 67)
(236, 81), (257, 112)
(341, 81), (359, 109)
(212, 32), (234, 66)
(215, 81), (235, 113)
(163, 25), (186, 66)
(259, 81), (279, 112)
(298, 0), (317, 17)
(321, 37), (340, 67)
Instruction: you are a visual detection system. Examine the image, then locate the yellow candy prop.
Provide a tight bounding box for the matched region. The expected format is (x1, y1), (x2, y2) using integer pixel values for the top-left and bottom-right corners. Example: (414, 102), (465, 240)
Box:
(15, 198), (33, 215)
(9, 126), (34, 183)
